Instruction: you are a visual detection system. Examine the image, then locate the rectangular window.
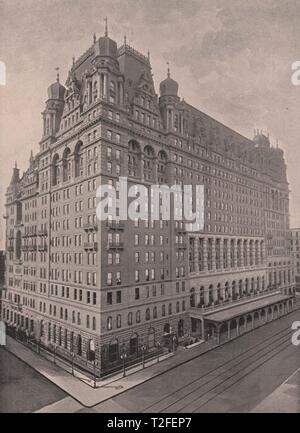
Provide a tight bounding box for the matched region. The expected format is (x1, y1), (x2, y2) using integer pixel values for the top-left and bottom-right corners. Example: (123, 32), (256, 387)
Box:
(116, 290), (121, 303)
(107, 292), (112, 305)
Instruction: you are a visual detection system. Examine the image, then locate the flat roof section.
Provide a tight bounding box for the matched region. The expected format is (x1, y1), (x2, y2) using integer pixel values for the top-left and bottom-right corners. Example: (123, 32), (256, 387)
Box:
(204, 293), (293, 323)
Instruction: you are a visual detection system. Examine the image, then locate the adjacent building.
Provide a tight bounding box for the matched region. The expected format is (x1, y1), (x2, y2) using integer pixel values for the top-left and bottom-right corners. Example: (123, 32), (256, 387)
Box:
(1, 28), (295, 375)
(290, 228), (300, 292)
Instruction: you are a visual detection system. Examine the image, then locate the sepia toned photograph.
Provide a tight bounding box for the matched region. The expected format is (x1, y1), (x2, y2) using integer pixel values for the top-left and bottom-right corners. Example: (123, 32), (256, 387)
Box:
(0, 0), (300, 420)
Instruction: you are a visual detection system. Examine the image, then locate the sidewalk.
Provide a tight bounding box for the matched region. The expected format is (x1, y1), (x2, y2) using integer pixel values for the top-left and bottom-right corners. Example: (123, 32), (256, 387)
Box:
(5, 335), (217, 408)
(252, 366), (300, 413)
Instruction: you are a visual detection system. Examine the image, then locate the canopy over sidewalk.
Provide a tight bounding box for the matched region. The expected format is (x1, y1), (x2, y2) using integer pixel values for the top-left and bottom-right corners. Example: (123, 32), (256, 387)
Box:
(204, 293), (293, 323)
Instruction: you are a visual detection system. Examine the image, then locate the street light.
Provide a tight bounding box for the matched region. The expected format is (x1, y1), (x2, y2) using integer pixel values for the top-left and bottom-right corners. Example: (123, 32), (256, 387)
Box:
(120, 349), (127, 377)
(141, 344), (146, 368)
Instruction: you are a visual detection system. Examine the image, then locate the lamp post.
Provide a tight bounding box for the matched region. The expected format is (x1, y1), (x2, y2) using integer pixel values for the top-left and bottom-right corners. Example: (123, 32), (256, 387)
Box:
(120, 348), (127, 377)
(141, 344), (146, 368)
(156, 341), (161, 363)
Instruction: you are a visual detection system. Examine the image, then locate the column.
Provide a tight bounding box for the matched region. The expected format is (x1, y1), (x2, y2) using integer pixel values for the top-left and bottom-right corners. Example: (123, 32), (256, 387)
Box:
(246, 239), (250, 267)
(203, 237), (208, 272)
(217, 325), (221, 345)
(194, 237), (199, 273)
(227, 239), (231, 269)
(201, 319), (205, 340)
(236, 320), (240, 336)
(103, 73), (107, 98)
(220, 238), (224, 269)
(251, 241), (255, 266)
(227, 321), (231, 340)
(261, 240), (265, 266)
(233, 238), (238, 268)
(211, 237), (216, 271)
(239, 239), (244, 268)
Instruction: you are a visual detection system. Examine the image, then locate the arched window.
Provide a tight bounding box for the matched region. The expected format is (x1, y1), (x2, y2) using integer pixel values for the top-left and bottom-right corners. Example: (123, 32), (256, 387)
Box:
(157, 150), (168, 183)
(62, 147), (71, 182)
(74, 141), (83, 178)
(128, 312), (133, 325)
(168, 303), (172, 315)
(108, 339), (118, 362)
(162, 304), (166, 316)
(146, 308), (150, 321)
(136, 310), (141, 323)
(107, 316), (112, 331)
(129, 333), (138, 355)
(128, 140), (141, 178)
(52, 154), (60, 186)
(143, 145), (155, 181)
(116, 314), (121, 328)
(153, 307), (157, 319)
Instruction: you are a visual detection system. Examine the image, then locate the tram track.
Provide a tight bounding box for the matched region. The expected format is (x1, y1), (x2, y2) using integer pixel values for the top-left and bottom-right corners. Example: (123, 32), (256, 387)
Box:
(179, 332), (292, 412)
(142, 305), (300, 413)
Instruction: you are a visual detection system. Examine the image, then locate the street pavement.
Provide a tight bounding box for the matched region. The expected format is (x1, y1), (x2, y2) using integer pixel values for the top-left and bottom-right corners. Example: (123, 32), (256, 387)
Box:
(1, 300), (300, 413)
(0, 347), (66, 413)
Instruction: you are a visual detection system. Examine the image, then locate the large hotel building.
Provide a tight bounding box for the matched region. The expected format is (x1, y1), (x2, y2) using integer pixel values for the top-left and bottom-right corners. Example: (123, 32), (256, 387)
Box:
(1, 28), (295, 374)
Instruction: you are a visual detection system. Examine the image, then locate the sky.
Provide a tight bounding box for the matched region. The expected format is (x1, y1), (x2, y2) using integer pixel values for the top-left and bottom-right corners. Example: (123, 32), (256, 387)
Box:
(0, 0), (300, 248)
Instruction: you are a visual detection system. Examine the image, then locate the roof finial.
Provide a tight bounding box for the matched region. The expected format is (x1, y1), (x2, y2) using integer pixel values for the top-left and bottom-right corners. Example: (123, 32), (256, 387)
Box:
(93, 32), (96, 43)
(14, 161), (17, 169)
(55, 67), (60, 83)
(104, 16), (108, 37)
(72, 56), (75, 65)
(167, 61), (170, 78)
(124, 34), (127, 46)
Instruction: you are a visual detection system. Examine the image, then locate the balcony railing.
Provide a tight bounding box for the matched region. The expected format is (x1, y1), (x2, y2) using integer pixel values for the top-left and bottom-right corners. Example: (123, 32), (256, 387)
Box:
(175, 226), (187, 234)
(107, 241), (124, 250)
(37, 229), (48, 236)
(84, 242), (98, 251)
(190, 286), (282, 314)
(106, 221), (125, 230)
(83, 223), (98, 232)
(37, 245), (48, 252)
